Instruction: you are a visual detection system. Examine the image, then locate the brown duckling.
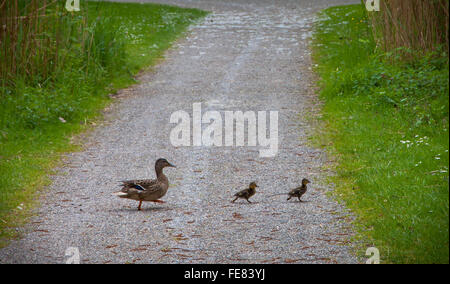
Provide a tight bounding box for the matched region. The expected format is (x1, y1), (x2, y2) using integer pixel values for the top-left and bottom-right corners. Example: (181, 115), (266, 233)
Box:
(287, 178), (311, 202)
(232, 182), (258, 203)
(113, 158), (176, 210)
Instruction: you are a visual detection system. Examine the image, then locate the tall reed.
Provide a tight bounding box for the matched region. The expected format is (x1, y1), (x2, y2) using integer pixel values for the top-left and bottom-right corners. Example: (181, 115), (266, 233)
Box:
(369, 0), (449, 57)
(0, 0), (127, 131)
(0, 0), (89, 89)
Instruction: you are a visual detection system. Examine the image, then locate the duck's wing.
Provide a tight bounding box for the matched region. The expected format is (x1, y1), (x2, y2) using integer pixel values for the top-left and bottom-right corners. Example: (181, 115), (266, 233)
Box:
(289, 187), (301, 195)
(113, 179), (162, 199)
(126, 179), (166, 195)
(141, 183), (165, 196)
(234, 188), (250, 197)
(120, 179), (158, 190)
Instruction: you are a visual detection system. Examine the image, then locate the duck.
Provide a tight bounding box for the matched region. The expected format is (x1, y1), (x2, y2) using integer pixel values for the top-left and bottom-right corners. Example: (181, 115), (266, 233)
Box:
(287, 178), (310, 202)
(113, 158), (176, 210)
(231, 182), (258, 203)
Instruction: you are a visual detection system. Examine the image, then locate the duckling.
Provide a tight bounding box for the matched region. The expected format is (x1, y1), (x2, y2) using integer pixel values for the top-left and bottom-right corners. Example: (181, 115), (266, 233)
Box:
(112, 158), (176, 210)
(287, 178), (310, 202)
(232, 182), (258, 203)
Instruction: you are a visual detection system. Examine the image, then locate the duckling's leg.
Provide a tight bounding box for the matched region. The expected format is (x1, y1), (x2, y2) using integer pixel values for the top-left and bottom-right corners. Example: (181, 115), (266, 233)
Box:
(287, 196), (292, 201)
(298, 197), (303, 202)
(138, 200), (143, 211)
(231, 197), (238, 203)
(246, 198), (252, 204)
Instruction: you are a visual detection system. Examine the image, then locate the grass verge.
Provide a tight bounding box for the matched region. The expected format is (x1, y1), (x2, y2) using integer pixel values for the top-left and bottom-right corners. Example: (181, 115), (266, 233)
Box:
(0, 1), (207, 245)
(312, 4), (449, 263)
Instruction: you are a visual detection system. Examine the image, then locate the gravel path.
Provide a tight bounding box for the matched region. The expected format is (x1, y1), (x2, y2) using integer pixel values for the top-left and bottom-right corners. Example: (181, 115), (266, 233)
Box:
(0, 0), (359, 264)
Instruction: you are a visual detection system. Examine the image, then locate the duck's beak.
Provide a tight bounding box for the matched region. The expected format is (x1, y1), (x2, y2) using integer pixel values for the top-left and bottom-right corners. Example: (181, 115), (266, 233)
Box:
(168, 163), (176, 168)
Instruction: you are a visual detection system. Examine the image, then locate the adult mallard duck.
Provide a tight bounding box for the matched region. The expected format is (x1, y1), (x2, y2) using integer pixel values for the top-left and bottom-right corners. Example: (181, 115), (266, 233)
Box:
(287, 178), (310, 202)
(113, 158), (176, 210)
(231, 182), (258, 203)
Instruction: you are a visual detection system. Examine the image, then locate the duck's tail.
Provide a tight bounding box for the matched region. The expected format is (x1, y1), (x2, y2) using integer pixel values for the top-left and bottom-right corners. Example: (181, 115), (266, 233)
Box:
(112, 191), (128, 198)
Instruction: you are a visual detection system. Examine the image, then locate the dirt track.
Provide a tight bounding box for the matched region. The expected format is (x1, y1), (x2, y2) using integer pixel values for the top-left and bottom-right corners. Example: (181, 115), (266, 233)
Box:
(0, 0), (359, 264)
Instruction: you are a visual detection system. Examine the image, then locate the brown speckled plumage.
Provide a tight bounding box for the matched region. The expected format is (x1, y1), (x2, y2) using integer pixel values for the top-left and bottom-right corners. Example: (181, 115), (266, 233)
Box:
(232, 182), (258, 203)
(287, 178), (310, 202)
(113, 158), (176, 210)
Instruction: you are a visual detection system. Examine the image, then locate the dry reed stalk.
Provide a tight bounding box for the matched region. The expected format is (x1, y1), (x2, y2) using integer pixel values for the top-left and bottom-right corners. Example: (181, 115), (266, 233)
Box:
(0, 0), (79, 89)
(370, 0), (449, 59)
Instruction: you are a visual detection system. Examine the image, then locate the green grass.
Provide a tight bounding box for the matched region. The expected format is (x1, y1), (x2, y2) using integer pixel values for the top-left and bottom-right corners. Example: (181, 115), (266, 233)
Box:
(0, 1), (207, 244)
(312, 4), (449, 263)
(88, 1), (208, 88)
